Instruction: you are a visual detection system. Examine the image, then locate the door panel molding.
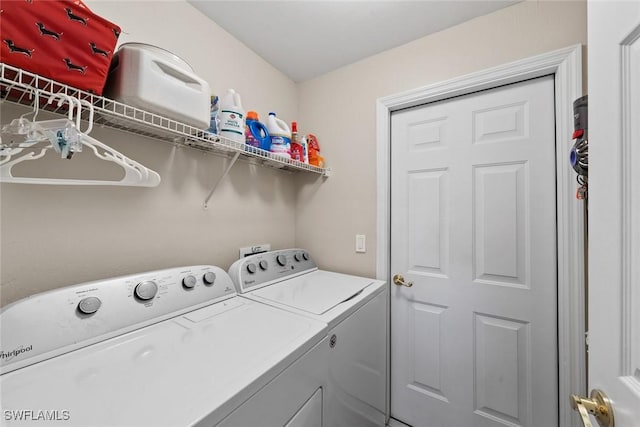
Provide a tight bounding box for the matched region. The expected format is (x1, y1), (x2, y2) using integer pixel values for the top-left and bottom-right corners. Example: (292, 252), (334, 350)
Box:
(377, 44), (584, 427)
(621, 25), (640, 379)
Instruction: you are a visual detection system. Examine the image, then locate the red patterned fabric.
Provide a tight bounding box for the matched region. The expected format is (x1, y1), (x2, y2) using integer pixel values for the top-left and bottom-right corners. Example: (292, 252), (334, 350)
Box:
(0, 0), (121, 95)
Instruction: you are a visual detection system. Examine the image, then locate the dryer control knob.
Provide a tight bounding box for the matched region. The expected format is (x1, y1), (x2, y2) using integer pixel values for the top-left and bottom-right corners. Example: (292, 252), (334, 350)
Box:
(78, 296), (101, 315)
(246, 263), (257, 274)
(294, 253), (302, 262)
(135, 281), (158, 301)
(276, 255), (287, 266)
(182, 275), (197, 289)
(302, 252), (309, 261)
(259, 260), (268, 271)
(203, 272), (216, 285)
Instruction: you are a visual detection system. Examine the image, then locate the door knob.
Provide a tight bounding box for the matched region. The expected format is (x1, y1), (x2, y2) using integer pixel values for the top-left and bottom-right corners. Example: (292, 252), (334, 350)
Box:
(570, 389), (614, 427)
(393, 274), (413, 287)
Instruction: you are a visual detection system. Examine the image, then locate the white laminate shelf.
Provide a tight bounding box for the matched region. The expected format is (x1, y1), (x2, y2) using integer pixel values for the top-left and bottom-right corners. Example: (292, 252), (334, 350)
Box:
(0, 63), (330, 177)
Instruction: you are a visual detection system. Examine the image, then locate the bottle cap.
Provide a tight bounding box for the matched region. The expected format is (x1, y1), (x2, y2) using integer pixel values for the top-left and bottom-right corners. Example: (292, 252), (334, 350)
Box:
(247, 111), (259, 121)
(291, 121), (298, 132)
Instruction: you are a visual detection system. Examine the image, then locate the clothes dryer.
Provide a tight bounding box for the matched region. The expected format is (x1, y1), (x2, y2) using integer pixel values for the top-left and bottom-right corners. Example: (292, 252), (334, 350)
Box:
(0, 265), (328, 427)
(229, 249), (388, 427)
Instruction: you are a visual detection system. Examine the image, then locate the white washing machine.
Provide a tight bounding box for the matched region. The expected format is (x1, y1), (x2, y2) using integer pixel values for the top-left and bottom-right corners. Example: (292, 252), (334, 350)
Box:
(229, 249), (388, 427)
(0, 265), (328, 427)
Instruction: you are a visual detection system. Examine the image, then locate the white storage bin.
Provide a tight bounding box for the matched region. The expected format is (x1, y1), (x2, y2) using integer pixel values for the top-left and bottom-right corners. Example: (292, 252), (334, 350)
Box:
(104, 43), (210, 129)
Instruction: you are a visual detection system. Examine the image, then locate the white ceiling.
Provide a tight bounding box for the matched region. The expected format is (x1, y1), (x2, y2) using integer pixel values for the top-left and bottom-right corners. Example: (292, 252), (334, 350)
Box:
(189, 1), (521, 82)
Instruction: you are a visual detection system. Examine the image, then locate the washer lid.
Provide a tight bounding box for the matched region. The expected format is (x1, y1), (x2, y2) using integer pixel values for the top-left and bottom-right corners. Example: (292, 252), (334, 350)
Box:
(250, 270), (376, 315)
(0, 298), (326, 427)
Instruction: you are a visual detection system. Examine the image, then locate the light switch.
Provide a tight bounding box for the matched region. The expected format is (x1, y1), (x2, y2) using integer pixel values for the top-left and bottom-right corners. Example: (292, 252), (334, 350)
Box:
(355, 234), (366, 253)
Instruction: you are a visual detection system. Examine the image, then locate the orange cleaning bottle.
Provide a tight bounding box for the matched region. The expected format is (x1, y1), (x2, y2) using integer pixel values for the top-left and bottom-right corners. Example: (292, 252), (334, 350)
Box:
(307, 134), (324, 168)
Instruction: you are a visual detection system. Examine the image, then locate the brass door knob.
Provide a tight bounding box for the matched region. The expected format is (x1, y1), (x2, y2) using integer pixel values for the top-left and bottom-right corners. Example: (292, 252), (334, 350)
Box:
(571, 389), (614, 427)
(393, 274), (413, 287)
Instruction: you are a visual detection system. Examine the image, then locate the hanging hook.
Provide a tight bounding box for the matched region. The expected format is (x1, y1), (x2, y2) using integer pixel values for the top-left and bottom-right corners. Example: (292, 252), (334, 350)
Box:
(69, 96), (82, 131)
(77, 99), (94, 135)
(19, 87), (40, 122)
(65, 96), (85, 158)
(47, 93), (75, 121)
(31, 89), (40, 122)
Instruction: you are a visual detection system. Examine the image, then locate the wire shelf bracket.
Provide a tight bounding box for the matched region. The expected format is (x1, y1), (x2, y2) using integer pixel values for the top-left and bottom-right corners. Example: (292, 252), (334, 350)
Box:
(203, 152), (240, 209)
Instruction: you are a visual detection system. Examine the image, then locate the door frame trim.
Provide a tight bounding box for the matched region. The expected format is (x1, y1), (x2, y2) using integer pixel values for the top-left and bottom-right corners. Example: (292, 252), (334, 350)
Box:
(376, 44), (585, 427)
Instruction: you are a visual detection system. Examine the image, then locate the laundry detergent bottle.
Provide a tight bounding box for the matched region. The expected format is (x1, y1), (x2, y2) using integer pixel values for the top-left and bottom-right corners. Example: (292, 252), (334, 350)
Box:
(266, 112), (291, 158)
(245, 111), (270, 151)
(218, 89), (245, 144)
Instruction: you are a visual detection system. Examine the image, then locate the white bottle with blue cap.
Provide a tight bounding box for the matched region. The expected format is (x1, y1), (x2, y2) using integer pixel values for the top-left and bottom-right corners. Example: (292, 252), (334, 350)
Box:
(266, 112), (291, 158)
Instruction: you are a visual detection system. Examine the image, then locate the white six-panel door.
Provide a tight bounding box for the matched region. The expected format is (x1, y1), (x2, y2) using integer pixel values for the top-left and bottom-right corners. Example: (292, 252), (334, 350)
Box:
(587, 1), (640, 425)
(390, 76), (558, 427)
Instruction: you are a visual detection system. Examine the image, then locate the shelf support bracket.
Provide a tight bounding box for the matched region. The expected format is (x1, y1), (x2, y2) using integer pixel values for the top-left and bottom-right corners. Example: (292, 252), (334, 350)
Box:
(204, 152), (240, 209)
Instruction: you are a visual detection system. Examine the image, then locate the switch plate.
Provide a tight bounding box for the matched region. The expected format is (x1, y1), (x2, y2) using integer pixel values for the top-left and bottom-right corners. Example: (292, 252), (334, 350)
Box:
(355, 235), (366, 253)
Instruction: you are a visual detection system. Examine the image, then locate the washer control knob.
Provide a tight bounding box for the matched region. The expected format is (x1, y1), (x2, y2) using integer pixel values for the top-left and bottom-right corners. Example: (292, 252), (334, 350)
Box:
(78, 296), (101, 315)
(135, 281), (158, 301)
(276, 255), (287, 266)
(259, 260), (268, 271)
(302, 252), (309, 261)
(246, 263), (257, 274)
(294, 253), (302, 262)
(203, 272), (216, 285)
(182, 275), (197, 289)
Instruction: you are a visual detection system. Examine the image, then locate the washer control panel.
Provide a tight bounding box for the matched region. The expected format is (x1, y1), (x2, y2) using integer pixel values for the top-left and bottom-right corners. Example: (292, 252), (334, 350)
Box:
(228, 248), (317, 293)
(0, 265), (236, 374)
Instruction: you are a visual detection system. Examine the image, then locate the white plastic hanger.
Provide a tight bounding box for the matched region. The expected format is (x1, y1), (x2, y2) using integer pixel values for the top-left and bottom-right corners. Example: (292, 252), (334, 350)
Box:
(2, 87), (41, 136)
(0, 89), (46, 164)
(0, 93), (161, 187)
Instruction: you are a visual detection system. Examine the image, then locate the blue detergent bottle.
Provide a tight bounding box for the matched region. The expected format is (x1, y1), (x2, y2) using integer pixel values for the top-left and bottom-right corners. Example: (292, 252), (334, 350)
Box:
(245, 111), (270, 151)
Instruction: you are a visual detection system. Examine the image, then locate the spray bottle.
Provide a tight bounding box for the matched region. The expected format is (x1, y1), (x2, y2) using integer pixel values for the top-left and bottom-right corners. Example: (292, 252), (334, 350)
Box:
(290, 121), (304, 162)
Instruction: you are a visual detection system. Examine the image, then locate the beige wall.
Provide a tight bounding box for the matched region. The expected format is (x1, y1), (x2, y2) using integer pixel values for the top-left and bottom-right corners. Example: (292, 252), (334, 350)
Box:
(0, 1), (587, 306)
(0, 1), (299, 305)
(295, 0), (587, 278)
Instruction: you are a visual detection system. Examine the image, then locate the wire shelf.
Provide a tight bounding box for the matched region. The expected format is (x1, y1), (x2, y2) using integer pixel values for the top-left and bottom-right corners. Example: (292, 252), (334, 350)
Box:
(0, 63), (329, 176)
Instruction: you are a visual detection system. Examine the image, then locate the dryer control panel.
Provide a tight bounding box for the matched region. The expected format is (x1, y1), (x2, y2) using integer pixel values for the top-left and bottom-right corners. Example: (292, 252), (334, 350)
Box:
(0, 265), (236, 374)
(229, 248), (317, 293)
